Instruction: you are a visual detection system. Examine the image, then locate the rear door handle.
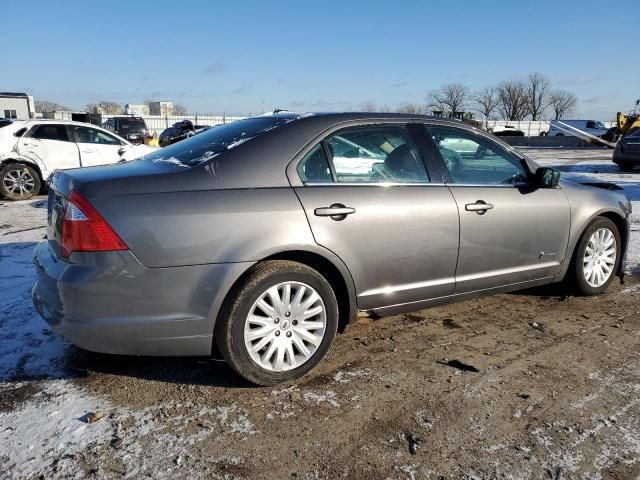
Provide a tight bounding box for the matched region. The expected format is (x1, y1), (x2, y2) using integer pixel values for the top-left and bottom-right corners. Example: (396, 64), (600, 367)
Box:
(465, 201), (494, 215)
(81, 149), (94, 153)
(314, 203), (356, 221)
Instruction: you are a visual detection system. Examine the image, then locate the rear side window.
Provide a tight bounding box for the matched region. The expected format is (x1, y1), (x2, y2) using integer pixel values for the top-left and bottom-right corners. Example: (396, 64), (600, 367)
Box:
(298, 144), (332, 183)
(30, 125), (70, 142)
(323, 124), (428, 183)
(142, 117), (292, 167)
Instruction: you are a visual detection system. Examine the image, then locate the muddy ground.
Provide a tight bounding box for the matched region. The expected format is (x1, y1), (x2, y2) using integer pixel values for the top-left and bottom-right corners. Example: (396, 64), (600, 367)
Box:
(1, 148), (639, 479)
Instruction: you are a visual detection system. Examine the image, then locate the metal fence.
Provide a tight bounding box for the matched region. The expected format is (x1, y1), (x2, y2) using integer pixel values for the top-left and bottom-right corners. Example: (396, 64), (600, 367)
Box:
(483, 120), (615, 137)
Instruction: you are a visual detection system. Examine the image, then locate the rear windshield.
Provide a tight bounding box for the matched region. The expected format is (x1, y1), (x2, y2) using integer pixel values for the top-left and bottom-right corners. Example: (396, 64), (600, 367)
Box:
(141, 117), (292, 167)
(119, 119), (147, 130)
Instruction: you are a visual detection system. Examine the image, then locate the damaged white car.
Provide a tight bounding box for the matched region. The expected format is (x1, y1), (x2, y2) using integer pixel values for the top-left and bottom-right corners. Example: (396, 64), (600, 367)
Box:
(0, 119), (156, 200)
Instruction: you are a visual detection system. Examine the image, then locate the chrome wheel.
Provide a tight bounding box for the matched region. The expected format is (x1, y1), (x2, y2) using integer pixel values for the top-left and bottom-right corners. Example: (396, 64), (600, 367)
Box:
(244, 281), (326, 372)
(583, 227), (617, 288)
(3, 168), (36, 198)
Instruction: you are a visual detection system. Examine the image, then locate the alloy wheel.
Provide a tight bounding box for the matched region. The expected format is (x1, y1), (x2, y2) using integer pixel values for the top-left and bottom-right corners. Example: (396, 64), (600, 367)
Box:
(244, 281), (326, 372)
(3, 168), (36, 198)
(583, 227), (617, 288)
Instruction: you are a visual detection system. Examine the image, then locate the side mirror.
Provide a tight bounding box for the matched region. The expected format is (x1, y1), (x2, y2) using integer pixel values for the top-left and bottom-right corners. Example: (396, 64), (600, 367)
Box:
(117, 147), (127, 156)
(534, 167), (560, 188)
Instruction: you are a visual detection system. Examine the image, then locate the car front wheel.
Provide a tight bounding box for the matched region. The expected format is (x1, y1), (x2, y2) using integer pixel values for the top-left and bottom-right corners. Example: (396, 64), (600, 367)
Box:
(215, 260), (338, 385)
(571, 217), (621, 295)
(0, 163), (41, 200)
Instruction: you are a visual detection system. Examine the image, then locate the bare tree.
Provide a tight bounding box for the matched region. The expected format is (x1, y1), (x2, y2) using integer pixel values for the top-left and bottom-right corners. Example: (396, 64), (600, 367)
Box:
(472, 87), (499, 119)
(35, 100), (70, 113)
(85, 101), (123, 114)
(396, 103), (423, 114)
(380, 104), (391, 113)
(497, 80), (527, 121)
(524, 72), (551, 120)
(426, 83), (469, 115)
(172, 103), (188, 115)
(549, 90), (578, 120)
(359, 102), (376, 112)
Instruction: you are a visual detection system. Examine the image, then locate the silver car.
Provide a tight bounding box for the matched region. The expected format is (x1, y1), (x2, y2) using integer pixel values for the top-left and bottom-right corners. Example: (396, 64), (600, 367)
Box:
(32, 113), (632, 385)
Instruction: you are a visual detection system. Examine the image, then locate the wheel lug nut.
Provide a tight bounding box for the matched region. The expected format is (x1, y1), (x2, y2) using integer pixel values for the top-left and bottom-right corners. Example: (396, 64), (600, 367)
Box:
(274, 318), (279, 324)
(285, 312), (291, 317)
(286, 331), (292, 337)
(275, 330), (280, 336)
(292, 320), (298, 326)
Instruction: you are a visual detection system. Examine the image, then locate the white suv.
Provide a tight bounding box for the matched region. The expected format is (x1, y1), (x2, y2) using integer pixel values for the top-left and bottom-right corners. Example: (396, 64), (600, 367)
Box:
(0, 119), (155, 200)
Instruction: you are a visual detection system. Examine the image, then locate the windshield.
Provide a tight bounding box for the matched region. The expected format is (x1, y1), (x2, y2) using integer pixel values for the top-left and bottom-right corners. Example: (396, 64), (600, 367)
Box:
(593, 121), (606, 129)
(141, 117), (292, 167)
(630, 129), (640, 138)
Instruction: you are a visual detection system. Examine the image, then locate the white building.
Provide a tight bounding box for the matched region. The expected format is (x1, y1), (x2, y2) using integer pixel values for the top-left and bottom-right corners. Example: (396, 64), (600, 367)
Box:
(148, 101), (173, 116)
(0, 92), (35, 119)
(125, 103), (150, 116)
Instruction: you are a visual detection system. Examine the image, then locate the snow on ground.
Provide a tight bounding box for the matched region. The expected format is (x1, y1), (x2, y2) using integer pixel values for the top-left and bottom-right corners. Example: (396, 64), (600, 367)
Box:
(0, 148), (638, 478)
(0, 199), (70, 380)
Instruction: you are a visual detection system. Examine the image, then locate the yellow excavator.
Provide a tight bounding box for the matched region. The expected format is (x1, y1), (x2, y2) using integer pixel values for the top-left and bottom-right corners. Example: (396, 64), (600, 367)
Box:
(616, 100), (640, 138)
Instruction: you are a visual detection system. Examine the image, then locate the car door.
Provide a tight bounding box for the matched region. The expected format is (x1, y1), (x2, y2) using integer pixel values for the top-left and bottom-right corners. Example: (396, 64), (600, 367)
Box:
(292, 122), (460, 310)
(18, 124), (80, 170)
(422, 123), (571, 293)
(71, 125), (126, 166)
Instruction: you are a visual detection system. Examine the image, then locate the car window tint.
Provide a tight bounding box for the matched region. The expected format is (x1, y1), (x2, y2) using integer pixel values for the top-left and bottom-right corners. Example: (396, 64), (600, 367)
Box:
(298, 144), (332, 183)
(325, 125), (428, 183)
(426, 125), (528, 185)
(73, 126), (121, 145)
(31, 125), (70, 142)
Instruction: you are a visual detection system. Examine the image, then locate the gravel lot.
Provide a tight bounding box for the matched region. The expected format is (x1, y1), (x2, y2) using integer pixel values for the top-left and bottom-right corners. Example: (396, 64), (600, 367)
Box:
(1, 148), (639, 479)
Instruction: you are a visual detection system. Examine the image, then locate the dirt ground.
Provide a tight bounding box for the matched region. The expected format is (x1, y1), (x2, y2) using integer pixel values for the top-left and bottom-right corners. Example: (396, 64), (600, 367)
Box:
(1, 147), (639, 479)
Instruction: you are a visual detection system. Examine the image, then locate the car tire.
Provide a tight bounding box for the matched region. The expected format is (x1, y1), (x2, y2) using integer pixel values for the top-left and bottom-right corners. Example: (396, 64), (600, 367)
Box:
(569, 217), (621, 296)
(0, 163), (41, 201)
(618, 162), (635, 172)
(215, 260), (339, 385)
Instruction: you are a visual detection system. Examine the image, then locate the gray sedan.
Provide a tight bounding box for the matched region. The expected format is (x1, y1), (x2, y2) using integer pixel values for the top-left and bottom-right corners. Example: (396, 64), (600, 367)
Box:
(32, 113), (632, 385)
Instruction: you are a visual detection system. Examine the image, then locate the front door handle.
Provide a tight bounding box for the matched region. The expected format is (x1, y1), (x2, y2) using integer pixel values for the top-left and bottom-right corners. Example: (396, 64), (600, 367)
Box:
(465, 200), (494, 215)
(314, 203), (356, 221)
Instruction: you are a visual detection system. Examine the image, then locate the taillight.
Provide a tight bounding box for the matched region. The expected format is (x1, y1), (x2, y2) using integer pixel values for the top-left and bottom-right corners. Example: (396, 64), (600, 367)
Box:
(60, 191), (127, 258)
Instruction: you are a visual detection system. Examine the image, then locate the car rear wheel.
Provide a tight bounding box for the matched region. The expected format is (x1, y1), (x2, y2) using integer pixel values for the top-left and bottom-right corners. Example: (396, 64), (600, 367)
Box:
(215, 260), (338, 385)
(570, 217), (621, 296)
(0, 163), (41, 201)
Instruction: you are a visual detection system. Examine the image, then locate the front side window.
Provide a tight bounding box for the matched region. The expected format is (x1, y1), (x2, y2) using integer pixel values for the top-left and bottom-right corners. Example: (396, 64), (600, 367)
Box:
(73, 126), (121, 145)
(426, 125), (528, 185)
(30, 124), (70, 142)
(323, 124), (428, 183)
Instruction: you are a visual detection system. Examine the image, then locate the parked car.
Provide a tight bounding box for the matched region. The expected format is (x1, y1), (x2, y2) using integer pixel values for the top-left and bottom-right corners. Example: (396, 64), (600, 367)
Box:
(159, 120), (211, 147)
(491, 125), (525, 136)
(33, 113), (631, 385)
(612, 128), (640, 171)
(548, 120), (609, 138)
(103, 116), (150, 144)
(0, 119), (155, 200)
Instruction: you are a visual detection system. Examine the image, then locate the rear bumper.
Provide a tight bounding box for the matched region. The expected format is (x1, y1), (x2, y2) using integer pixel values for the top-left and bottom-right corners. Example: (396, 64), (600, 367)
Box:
(32, 240), (252, 356)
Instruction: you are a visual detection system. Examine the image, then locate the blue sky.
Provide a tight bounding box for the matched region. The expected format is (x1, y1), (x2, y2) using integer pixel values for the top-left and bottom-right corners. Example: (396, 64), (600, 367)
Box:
(4, 0), (638, 119)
